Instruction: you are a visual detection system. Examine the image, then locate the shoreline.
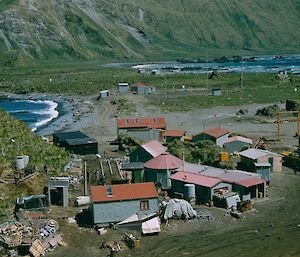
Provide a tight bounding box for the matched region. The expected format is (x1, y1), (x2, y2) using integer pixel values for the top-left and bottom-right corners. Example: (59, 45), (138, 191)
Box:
(0, 92), (97, 137)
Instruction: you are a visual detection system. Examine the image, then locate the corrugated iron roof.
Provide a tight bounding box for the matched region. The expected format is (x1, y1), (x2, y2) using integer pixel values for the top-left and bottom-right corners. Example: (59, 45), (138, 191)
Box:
(132, 82), (147, 87)
(239, 148), (270, 159)
(218, 170), (260, 183)
(53, 131), (88, 140)
(223, 136), (253, 145)
(203, 127), (230, 138)
(162, 130), (186, 137)
(141, 140), (166, 157)
(144, 153), (183, 170)
(177, 163), (262, 185)
(117, 117), (166, 129)
(234, 177), (265, 187)
(240, 148), (282, 159)
(170, 171), (222, 188)
(90, 182), (158, 203)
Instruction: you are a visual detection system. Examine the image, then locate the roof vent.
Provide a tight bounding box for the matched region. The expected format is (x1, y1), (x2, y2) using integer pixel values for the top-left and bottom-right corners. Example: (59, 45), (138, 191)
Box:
(105, 185), (113, 197)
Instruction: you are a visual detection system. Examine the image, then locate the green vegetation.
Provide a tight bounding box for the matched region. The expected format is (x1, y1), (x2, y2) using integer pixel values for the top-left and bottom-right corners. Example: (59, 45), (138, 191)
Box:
(1, 63), (299, 112)
(117, 134), (143, 153)
(0, 109), (68, 173)
(111, 98), (136, 115)
(0, 0), (299, 62)
(0, 109), (68, 212)
(151, 74), (300, 111)
(167, 139), (223, 166)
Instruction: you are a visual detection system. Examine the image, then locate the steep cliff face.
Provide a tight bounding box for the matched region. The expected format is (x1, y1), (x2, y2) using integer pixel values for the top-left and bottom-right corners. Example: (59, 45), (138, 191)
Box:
(0, 0), (299, 62)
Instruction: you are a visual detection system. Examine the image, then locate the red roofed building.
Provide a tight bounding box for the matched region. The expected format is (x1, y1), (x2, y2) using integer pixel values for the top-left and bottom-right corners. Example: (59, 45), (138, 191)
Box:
(169, 171), (232, 204)
(192, 127), (230, 147)
(90, 182), (158, 225)
(117, 117), (166, 142)
(162, 130), (186, 143)
(233, 176), (266, 199)
(131, 82), (153, 94)
(144, 153), (183, 189)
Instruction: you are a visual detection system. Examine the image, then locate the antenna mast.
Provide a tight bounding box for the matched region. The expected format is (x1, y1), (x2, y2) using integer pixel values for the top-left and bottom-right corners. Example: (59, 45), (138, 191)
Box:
(240, 48), (244, 89)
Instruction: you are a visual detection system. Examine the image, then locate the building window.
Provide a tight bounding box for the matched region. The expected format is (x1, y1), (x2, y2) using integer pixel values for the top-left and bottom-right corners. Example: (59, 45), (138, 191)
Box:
(140, 200), (149, 211)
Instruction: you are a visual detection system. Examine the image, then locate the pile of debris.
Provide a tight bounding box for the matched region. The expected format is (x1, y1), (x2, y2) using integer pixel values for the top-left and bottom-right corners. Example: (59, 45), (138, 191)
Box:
(0, 219), (65, 257)
(256, 105), (280, 117)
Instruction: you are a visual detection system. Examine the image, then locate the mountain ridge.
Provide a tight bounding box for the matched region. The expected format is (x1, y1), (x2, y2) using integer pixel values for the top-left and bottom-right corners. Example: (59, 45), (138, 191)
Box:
(0, 0), (299, 63)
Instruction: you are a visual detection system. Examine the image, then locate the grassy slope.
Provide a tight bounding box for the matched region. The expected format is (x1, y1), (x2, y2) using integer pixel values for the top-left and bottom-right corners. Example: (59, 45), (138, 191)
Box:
(0, 0), (299, 63)
(0, 109), (68, 172)
(0, 109), (68, 211)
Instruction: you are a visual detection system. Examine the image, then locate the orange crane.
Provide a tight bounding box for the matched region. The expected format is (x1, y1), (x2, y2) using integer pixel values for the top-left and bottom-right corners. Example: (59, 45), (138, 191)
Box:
(277, 111), (300, 146)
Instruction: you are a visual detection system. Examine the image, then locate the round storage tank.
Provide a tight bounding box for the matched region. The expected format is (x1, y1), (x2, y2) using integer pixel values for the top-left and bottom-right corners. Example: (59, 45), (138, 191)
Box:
(23, 155), (29, 167)
(14, 156), (25, 170)
(184, 184), (195, 200)
(14, 155), (29, 170)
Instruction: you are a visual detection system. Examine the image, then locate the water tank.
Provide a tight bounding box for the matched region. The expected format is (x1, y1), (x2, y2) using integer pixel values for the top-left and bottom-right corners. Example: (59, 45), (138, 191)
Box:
(75, 196), (90, 206)
(14, 155), (30, 170)
(184, 184), (195, 200)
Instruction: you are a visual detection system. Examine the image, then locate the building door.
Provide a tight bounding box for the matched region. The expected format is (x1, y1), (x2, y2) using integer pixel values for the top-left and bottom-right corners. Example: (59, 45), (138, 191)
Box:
(50, 187), (63, 206)
(268, 157), (273, 172)
(157, 172), (167, 188)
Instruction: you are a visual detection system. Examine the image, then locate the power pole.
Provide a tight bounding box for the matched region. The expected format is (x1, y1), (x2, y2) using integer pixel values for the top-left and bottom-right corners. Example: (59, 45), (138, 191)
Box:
(240, 49), (244, 89)
(206, 52), (209, 89)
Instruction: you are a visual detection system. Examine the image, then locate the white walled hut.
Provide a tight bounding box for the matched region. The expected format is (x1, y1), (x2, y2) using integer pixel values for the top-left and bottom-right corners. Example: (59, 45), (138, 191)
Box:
(48, 177), (69, 207)
(118, 82), (129, 93)
(99, 90), (109, 98)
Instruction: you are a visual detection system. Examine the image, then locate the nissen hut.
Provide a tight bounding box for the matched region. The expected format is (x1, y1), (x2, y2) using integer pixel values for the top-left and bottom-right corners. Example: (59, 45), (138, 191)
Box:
(90, 183), (158, 226)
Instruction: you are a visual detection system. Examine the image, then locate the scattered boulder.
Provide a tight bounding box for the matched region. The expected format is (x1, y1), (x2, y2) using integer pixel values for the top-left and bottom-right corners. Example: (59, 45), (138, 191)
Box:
(236, 108), (248, 115)
(256, 105), (280, 117)
(286, 99), (300, 111)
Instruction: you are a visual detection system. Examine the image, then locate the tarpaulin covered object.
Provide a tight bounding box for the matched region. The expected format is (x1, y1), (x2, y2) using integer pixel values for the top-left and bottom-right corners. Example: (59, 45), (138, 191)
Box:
(162, 199), (197, 220)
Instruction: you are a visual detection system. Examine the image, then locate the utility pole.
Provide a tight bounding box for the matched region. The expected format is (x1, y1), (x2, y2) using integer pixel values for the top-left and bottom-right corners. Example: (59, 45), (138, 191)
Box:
(206, 52), (209, 89)
(84, 161), (88, 196)
(240, 48), (244, 89)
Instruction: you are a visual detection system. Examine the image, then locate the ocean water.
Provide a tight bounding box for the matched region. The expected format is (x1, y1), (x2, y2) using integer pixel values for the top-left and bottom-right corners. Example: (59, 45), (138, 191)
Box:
(0, 98), (59, 131)
(132, 54), (300, 74)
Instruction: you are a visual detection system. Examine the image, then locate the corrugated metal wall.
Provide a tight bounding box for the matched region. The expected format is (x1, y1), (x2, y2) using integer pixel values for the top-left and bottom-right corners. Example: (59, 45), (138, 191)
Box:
(144, 169), (171, 189)
(171, 180), (232, 204)
(118, 129), (161, 142)
(92, 198), (158, 225)
(224, 141), (250, 153)
(130, 148), (152, 163)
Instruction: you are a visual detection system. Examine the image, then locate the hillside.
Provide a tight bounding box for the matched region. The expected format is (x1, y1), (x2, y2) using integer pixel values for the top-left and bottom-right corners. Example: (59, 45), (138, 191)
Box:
(0, 0), (299, 64)
(0, 109), (68, 212)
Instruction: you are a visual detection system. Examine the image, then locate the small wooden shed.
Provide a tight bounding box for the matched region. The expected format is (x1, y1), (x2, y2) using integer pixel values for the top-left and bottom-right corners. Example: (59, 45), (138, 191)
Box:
(99, 90), (109, 98)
